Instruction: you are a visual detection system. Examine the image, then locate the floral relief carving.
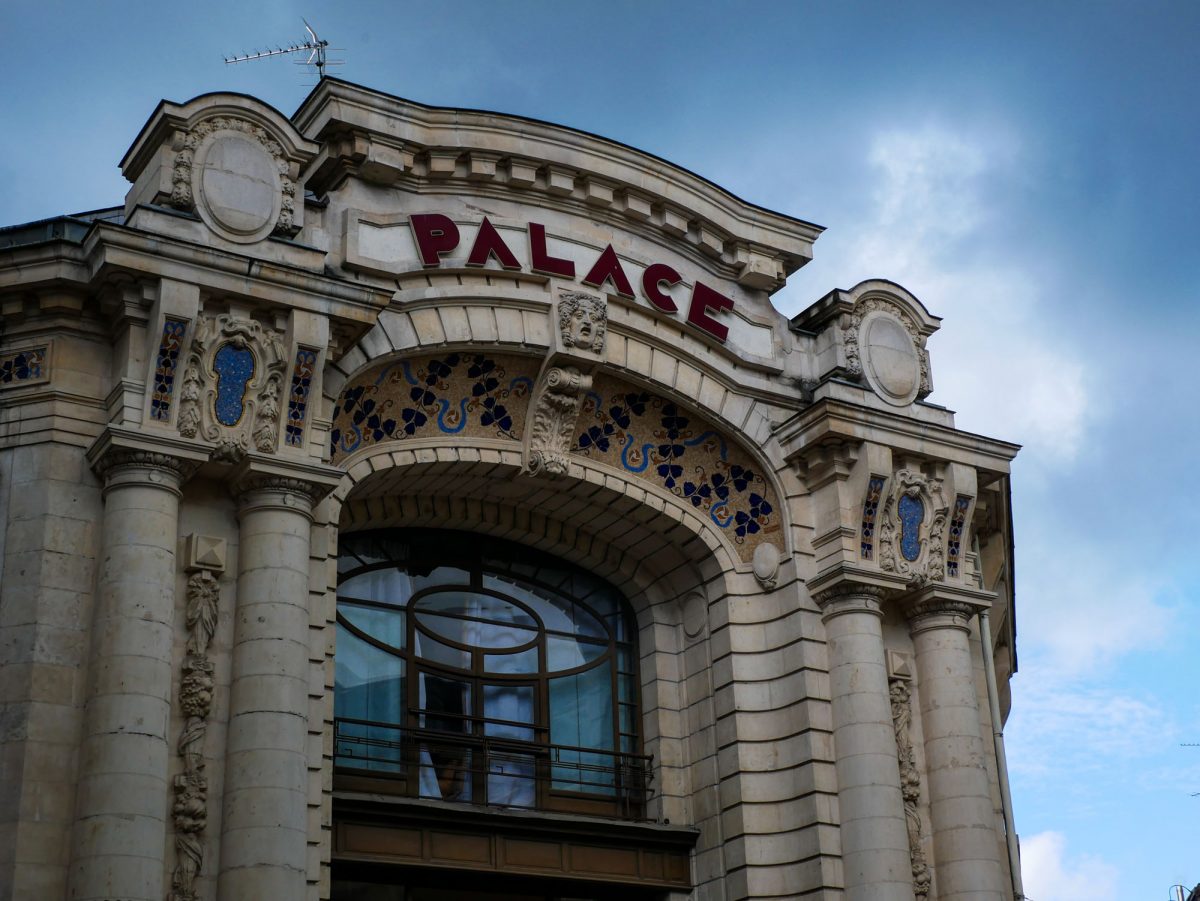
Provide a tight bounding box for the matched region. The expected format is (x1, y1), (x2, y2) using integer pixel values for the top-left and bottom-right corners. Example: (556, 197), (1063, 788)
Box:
(176, 313), (288, 462)
(526, 365), (592, 477)
(843, 296), (932, 398)
(890, 676), (932, 901)
(169, 570), (220, 901)
(878, 468), (948, 587)
(170, 116), (297, 236)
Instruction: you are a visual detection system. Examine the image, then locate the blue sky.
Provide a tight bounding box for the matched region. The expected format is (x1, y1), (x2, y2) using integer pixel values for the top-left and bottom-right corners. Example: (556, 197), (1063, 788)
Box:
(4, 1), (1198, 897)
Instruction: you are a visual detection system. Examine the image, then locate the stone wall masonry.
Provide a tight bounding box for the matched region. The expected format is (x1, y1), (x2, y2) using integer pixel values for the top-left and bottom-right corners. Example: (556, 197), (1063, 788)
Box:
(0, 444), (101, 901)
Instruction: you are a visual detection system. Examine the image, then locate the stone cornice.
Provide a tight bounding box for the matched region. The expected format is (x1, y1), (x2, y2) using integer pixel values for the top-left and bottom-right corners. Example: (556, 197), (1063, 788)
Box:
(86, 426), (212, 489)
(903, 582), (995, 634)
(228, 454), (342, 509)
(778, 396), (1021, 474)
(808, 563), (910, 607)
(292, 79), (822, 285)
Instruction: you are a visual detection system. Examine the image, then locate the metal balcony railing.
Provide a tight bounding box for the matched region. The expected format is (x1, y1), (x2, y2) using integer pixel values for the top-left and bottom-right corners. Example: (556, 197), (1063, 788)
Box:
(333, 716), (652, 819)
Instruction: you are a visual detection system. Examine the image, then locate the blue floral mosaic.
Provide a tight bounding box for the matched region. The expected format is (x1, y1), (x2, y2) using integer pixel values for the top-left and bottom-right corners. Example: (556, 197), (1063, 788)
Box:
(0, 346), (47, 386)
(897, 493), (925, 562)
(330, 353), (536, 461)
(285, 348), (317, 447)
(573, 376), (779, 548)
(149, 318), (187, 421)
(860, 476), (886, 559)
(946, 494), (971, 577)
(213, 342), (255, 426)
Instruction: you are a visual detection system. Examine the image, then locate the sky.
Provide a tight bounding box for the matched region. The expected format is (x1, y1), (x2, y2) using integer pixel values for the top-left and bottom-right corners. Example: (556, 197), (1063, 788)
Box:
(3, 1), (1198, 897)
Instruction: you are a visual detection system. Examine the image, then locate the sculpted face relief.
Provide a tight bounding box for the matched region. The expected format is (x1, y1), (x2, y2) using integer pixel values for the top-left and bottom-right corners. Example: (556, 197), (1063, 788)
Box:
(408, 213), (737, 343)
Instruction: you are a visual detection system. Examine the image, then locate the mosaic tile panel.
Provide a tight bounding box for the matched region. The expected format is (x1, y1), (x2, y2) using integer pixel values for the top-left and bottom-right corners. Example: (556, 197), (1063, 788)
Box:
(572, 374), (782, 559)
(860, 475), (886, 559)
(149, 318), (187, 421)
(0, 346), (47, 388)
(285, 347), (318, 447)
(946, 494), (971, 577)
(213, 342), (255, 426)
(897, 493), (925, 562)
(330, 353), (538, 462)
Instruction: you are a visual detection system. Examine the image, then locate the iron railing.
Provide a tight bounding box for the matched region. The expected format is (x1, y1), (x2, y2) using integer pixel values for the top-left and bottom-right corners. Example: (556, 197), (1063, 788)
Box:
(334, 716), (652, 819)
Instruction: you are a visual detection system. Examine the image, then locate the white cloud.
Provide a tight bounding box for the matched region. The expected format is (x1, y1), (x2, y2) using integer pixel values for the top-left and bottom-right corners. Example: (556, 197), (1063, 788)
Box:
(1020, 831), (1120, 901)
(786, 121), (1095, 464)
(1008, 682), (1175, 783)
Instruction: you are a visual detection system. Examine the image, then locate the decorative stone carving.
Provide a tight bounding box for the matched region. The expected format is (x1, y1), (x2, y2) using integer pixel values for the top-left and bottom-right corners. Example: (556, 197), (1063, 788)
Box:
(877, 469), (948, 587)
(92, 448), (197, 485)
(843, 296), (932, 401)
(170, 115), (298, 241)
(889, 671), (932, 901)
(752, 542), (780, 590)
(557, 291), (607, 354)
(169, 567), (221, 901)
(527, 365), (592, 477)
(176, 313), (288, 461)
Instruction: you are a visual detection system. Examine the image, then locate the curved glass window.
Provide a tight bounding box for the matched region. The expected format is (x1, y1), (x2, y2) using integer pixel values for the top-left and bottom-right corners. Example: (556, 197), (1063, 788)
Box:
(333, 529), (645, 817)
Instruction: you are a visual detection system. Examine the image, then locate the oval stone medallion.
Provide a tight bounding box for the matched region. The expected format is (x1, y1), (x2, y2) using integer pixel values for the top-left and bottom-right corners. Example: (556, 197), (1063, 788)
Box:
(198, 134), (279, 239)
(863, 315), (920, 404)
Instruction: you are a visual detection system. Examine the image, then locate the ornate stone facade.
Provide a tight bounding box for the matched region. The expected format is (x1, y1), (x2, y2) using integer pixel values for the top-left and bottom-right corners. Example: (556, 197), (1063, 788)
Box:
(0, 80), (1022, 901)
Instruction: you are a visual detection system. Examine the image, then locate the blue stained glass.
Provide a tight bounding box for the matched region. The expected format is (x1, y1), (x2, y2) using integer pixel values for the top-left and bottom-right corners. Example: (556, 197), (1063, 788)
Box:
(213, 342), (255, 426)
(898, 493), (924, 562)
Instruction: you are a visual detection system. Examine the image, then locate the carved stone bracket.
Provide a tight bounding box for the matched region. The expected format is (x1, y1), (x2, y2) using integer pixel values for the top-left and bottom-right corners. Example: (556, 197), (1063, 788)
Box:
(177, 312), (288, 462)
(878, 469), (949, 587)
(526, 365), (592, 477)
(525, 291), (608, 477)
(888, 664), (932, 901)
(169, 557), (222, 901)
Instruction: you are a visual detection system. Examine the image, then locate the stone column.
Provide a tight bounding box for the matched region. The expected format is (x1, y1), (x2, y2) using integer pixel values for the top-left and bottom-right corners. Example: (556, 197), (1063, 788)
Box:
(71, 437), (200, 901)
(816, 584), (916, 901)
(218, 464), (336, 900)
(906, 594), (1006, 901)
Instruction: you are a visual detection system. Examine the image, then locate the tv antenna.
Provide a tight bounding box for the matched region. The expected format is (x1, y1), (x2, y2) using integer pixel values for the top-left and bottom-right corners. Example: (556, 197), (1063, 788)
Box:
(224, 19), (342, 80)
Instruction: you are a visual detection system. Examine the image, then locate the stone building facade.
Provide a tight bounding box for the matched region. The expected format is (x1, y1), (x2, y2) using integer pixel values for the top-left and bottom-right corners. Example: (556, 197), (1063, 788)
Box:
(0, 79), (1021, 901)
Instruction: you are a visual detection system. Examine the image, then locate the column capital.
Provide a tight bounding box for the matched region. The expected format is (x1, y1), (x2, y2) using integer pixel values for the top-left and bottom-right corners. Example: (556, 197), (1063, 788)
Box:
(903, 583), (993, 635)
(87, 426), (210, 493)
(810, 563), (910, 618)
(229, 454), (342, 515)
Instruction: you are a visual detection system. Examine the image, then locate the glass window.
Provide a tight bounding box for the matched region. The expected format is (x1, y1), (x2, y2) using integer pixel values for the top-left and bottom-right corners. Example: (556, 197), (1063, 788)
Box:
(333, 529), (646, 818)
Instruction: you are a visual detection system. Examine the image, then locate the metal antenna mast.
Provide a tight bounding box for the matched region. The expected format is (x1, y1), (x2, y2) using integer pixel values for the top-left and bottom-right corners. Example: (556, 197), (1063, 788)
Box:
(224, 19), (339, 80)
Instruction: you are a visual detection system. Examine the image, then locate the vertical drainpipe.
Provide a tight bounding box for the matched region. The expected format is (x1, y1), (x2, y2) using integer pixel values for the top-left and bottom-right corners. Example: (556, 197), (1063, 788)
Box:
(978, 608), (1024, 900)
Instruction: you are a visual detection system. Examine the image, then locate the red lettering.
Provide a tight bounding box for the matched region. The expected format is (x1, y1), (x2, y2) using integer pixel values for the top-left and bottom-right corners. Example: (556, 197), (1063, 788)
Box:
(466, 217), (522, 270)
(528, 223), (575, 278)
(641, 262), (682, 312)
(581, 245), (635, 298)
(686, 282), (734, 342)
(410, 213), (460, 267)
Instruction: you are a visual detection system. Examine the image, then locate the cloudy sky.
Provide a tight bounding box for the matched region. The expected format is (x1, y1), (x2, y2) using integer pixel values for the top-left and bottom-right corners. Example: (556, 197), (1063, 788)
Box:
(4, 1), (1198, 897)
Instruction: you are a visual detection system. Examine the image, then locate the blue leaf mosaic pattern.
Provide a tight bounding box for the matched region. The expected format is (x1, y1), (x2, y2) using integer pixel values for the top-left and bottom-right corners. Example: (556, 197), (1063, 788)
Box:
(946, 494), (970, 577)
(0, 346), (46, 386)
(330, 353), (536, 462)
(897, 493), (925, 562)
(574, 374), (781, 553)
(860, 476), (886, 559)
(213, 342), (255, 426)
(285, 348), (317, 447)
(149, 319), (187, 421)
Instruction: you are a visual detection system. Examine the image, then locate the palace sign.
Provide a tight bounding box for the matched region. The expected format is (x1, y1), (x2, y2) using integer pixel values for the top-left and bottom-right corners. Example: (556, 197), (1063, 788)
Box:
(409, 214), (736, 343)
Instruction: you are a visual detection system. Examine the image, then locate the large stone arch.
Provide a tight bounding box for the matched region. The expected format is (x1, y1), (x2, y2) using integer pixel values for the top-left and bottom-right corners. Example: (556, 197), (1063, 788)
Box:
(318, 438), (749, 828)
